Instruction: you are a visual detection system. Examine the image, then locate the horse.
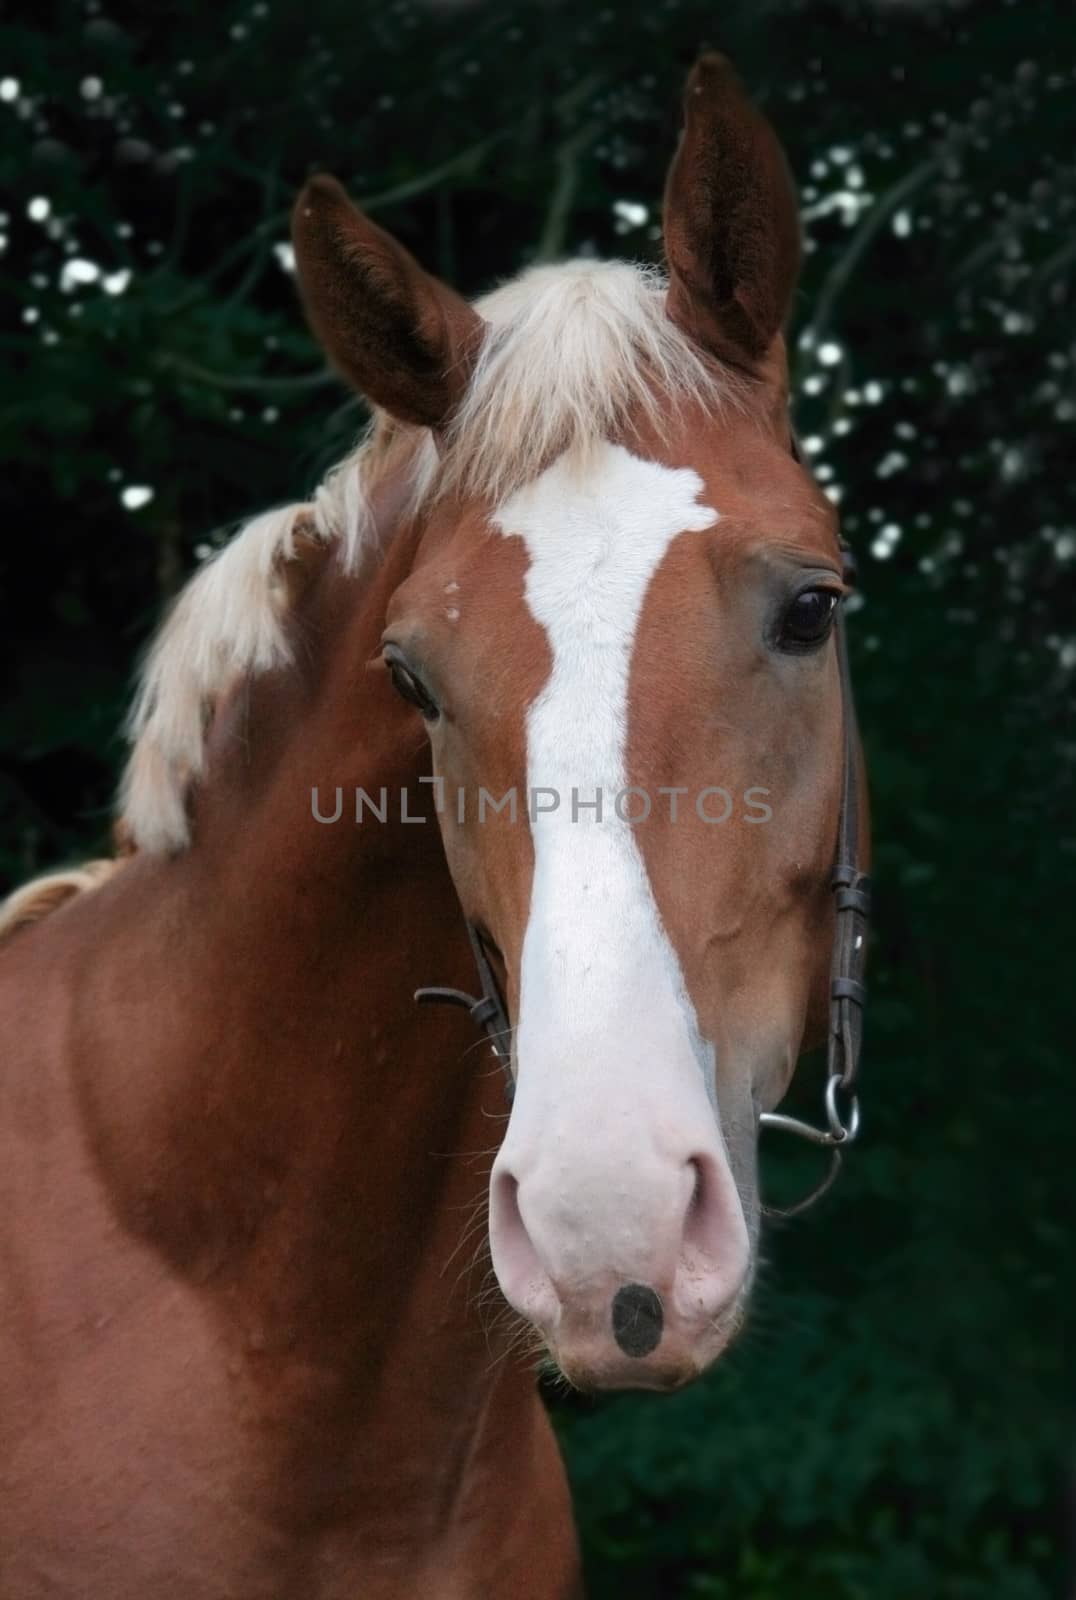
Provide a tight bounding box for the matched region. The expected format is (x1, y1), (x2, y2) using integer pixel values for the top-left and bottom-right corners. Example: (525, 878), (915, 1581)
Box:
(0, 54), (869, 1600)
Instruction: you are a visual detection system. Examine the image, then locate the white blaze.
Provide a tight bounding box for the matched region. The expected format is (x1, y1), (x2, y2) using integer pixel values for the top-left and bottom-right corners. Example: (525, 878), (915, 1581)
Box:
(492, 443), (730, 1287)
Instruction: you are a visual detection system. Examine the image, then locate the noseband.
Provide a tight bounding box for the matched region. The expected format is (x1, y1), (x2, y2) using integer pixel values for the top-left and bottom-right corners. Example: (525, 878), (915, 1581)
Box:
(416, 444), (870, 1219)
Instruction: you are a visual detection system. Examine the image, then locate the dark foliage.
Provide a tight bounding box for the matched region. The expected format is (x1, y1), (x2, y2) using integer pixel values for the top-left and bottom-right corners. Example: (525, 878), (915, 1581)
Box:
(0, 1), (1071, 1593)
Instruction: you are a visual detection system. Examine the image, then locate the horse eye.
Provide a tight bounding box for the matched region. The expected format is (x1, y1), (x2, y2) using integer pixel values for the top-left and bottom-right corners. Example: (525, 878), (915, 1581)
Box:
(385, 652), (440, 720)
(778, 587), (839, 651)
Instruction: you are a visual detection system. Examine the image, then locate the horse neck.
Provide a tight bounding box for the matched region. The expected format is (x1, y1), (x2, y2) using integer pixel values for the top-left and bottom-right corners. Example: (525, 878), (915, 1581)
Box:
(75, 513), (512, 1403)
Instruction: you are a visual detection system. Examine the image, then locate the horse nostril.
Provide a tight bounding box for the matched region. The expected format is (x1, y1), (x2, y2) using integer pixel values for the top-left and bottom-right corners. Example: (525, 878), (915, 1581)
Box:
(610, 1282), (664, 1357)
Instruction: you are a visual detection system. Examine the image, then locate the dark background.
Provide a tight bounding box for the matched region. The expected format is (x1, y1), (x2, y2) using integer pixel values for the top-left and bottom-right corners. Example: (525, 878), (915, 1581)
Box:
(1, 2), (1071, 1594)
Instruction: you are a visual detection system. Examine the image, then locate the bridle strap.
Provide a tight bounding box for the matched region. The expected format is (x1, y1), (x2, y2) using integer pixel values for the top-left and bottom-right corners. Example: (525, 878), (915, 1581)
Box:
(757, 538), (868, 1217)
(827, 549), (869, 1117)
(415, 923), (515, 1102)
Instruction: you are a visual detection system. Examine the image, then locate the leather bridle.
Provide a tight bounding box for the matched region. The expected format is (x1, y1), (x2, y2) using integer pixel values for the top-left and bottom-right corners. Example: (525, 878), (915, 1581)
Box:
(756, 533), (868, 1215)
(416, 445), (869, 1220)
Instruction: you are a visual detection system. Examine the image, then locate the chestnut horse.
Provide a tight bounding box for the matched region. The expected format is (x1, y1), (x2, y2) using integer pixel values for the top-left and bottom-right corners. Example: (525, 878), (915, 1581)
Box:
(0, 57), (867, 1600)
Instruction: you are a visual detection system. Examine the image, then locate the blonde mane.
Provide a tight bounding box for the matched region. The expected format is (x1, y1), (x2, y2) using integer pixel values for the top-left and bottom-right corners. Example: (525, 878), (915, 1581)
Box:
(120, 258), (739, 856)
(0, 858), (127, 945)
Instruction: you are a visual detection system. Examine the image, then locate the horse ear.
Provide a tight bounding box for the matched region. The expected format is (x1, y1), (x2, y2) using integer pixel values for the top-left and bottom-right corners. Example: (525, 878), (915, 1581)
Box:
(291, 175), (484, 430)
(663, 54), (801, 369)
